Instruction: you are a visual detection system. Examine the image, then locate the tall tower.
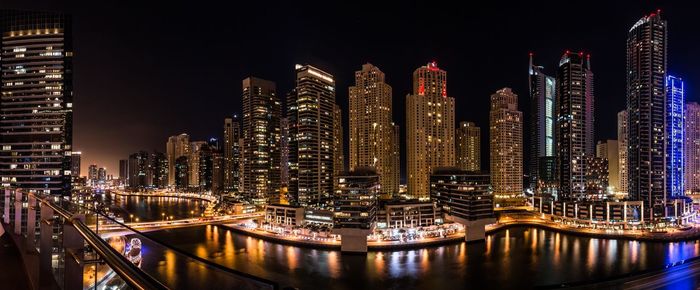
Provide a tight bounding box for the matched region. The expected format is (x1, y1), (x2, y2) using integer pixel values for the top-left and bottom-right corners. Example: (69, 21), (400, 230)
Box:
(666, 75), (684, 197)
(627, 11), (668, 216)
(166, 133), (190, 186)
(556, 51), (594, 200)
(596, 140), (619, 192)
(456, 122), (480, 172)
(617, 110), (628, 194)
(223, 115), (241, 193)
(685, 103), (700, 194)
(286, 65), (335, 207)
(489, 88), (523, 203)
(406, 62), (455, 198)
(528, 54), (557, 191)
(348, 64), (398, 196)
(242, 77), (281, 204)
(333, 104), (344, 191)
(0, 10), (73, 195)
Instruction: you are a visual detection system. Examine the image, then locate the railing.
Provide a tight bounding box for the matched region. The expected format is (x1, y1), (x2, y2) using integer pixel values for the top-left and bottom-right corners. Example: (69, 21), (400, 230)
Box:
(0, 189), (279, 290)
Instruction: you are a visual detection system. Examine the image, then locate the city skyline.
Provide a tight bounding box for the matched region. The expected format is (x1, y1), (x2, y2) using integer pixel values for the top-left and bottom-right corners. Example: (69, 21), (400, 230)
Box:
(3, 2), (699, 181)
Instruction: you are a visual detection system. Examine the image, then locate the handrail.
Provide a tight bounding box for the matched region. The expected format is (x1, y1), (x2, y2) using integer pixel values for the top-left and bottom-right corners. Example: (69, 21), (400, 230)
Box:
(34, 194), (170, 290)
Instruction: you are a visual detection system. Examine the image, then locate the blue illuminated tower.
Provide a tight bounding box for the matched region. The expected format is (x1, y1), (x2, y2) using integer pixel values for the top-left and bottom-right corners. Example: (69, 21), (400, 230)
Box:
(667, 75), (684, 197)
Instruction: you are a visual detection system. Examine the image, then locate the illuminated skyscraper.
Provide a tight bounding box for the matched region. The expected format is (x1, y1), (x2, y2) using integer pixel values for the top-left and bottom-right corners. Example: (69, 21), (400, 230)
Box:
(333, 104), (344, 191)
(627, 11), (669, 216)
(88, 164), (98, 182)
(391, 123), (400, 195)
(286, 64), (336, 206)
(348, 64), (399, 196)
(280, 117), (289, 187)
(0, 10), (73, 195)
(406, 62), (455, 198)
(455, 122), (480, 172)
(528, 54), (557, 191)
(666, 75), (684, 197)
(596, 140), (619, 192)
(128, 151), (149, 188)
(149, 151), (168, 188)
(685, 102), (700, 194)
(617, 110), (628, 194)
(119, 159), (128, 183)
(71, 151), (81, 177)
(223, 116), (241, 193)
(556, 51), (594, 200)
(166, 133), (190, 186)
(489, 88), (523, 202)
(188, 141), (206, 188)
(242, 77), (281, 204)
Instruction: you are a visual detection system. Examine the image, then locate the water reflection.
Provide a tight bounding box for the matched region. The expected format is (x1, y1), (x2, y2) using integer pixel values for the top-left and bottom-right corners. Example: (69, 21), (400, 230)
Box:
(99, 192), (207, 222)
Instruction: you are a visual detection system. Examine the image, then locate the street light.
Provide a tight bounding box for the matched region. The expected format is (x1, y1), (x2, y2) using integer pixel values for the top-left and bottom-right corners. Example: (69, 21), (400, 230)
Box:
(191, 210), (194, 218)
(162, 212), (165, 221)
(130, 214), (134, 223)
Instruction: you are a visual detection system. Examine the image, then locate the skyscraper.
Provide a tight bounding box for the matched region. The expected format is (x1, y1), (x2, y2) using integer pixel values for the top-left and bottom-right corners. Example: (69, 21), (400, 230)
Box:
(489, 88), (523, 203)
(596, 140), (619, 192)
(223, 116), (242, 193)
(286, 64), (336, 206)
(71, 151), (81, 177)
(128, 151), (149, 188)
(348, 63), (399, 196)
(0, 10), (73, 196)
(119, 159), (128, 184)
(666, 75), (684, 197)
(280, 117), (289, 187)
(456, 122), (480, 172)
(88, 164), (98, 182)
(406, 62), (455, 198)
(685, 103), (700, 194)
(242, 77), (281, 204)
(149, 151), (168, 188)
(556, 51), (594, 200)
(528, 54), (557, 191)
(167, 133), (190, 186)
(627, 11), (668, 217)
(188, 141), (206, 188)
(333, 104), (344, 191)
(174, 156), (189, 190)
(391, 123), (401, 195)
(617, 110), (628, 194)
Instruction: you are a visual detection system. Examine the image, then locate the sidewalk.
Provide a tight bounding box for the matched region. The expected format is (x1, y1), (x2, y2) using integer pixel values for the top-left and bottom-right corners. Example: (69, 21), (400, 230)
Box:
(0, 230), (30, 290)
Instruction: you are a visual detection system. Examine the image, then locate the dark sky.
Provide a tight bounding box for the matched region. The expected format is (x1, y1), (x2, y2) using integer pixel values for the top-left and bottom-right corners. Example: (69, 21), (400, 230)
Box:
(3, 1), (699, 179)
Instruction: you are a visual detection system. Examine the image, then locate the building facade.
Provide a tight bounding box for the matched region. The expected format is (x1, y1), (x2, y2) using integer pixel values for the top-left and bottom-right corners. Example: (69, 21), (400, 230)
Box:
(666, 75), (684, 197)
(596, 140), (619, 192)
(286, 64), (336, 207)
(242, 77), (281, 204)
(406, 62), (455, 199)
(626, 12), (669, 218)
(333, 104), (344, 191)
(489, 88), (523, 202)
(528, 54), (557, 192)
(166, 133), (190, 186)
(348, 63), (399, 196)
(617, 110), (628, 194)
(556, 51), (594, 200)
(456, 122), (480, 172)
(685, 103), (700, 194)
(333, 168), (379, 230)
(0, 10), (73, 195)
(223, 116), (241, 193)
(71, 151), (81, 177)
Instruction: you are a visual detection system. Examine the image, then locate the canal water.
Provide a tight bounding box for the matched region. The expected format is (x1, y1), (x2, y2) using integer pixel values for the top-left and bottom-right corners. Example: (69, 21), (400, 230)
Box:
(98, 192), (208, 222)
(140, 225), (700, 289)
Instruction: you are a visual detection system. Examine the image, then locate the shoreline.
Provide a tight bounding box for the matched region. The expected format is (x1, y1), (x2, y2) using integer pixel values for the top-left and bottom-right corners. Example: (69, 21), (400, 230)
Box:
(220, 224), (466, 250)
(109, 190), (214, 203)
(219, 218), (700, 251)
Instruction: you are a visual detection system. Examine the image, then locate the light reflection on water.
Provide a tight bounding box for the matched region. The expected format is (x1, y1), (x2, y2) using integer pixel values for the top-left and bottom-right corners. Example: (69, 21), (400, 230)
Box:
(140, 225), (700, 290)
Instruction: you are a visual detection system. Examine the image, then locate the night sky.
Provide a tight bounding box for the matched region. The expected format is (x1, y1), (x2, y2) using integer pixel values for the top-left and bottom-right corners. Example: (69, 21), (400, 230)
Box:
(3, 1), (698, 179)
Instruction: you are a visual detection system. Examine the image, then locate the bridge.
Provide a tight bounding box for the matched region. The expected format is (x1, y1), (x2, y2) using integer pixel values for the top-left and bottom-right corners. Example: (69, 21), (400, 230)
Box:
(96, 213), (263, 238)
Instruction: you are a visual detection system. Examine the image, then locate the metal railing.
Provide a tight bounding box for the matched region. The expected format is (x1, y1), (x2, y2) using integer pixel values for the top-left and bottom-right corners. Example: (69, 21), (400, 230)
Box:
(0, 189), (280, 290)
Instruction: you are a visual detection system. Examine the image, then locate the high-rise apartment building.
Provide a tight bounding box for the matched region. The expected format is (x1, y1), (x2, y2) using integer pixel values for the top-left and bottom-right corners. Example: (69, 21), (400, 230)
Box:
(556, 51), (594, 200)
(333, 104), (344, 191)
(528, 54), (557, 191)
(596, 140), (619, 192)
(456, 122), (480, 172)
(348, 63), (399, 196)
(128, 151), (149, 188)
(685, 103), (700, 194)
(666, 75), (684, 197)
(166, 133), (190, 186)
(280, 117), (289, 187)
(119, 159), (128, 183)
(627, 11), (670, 217)
(406, 62), (455, 199)
(188, 141), (206, 188)
(223, 116), (241, 193)
(88, 164), (98, 182)
(489, 88), (523, 202)
(242, 77), (281, 204)
(0, 10), (73, 195)
(149, 151), (168, 188)
(286, 64), (336, 206)
(71, 152), (81, 177)
(617, 110), (628, 194)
